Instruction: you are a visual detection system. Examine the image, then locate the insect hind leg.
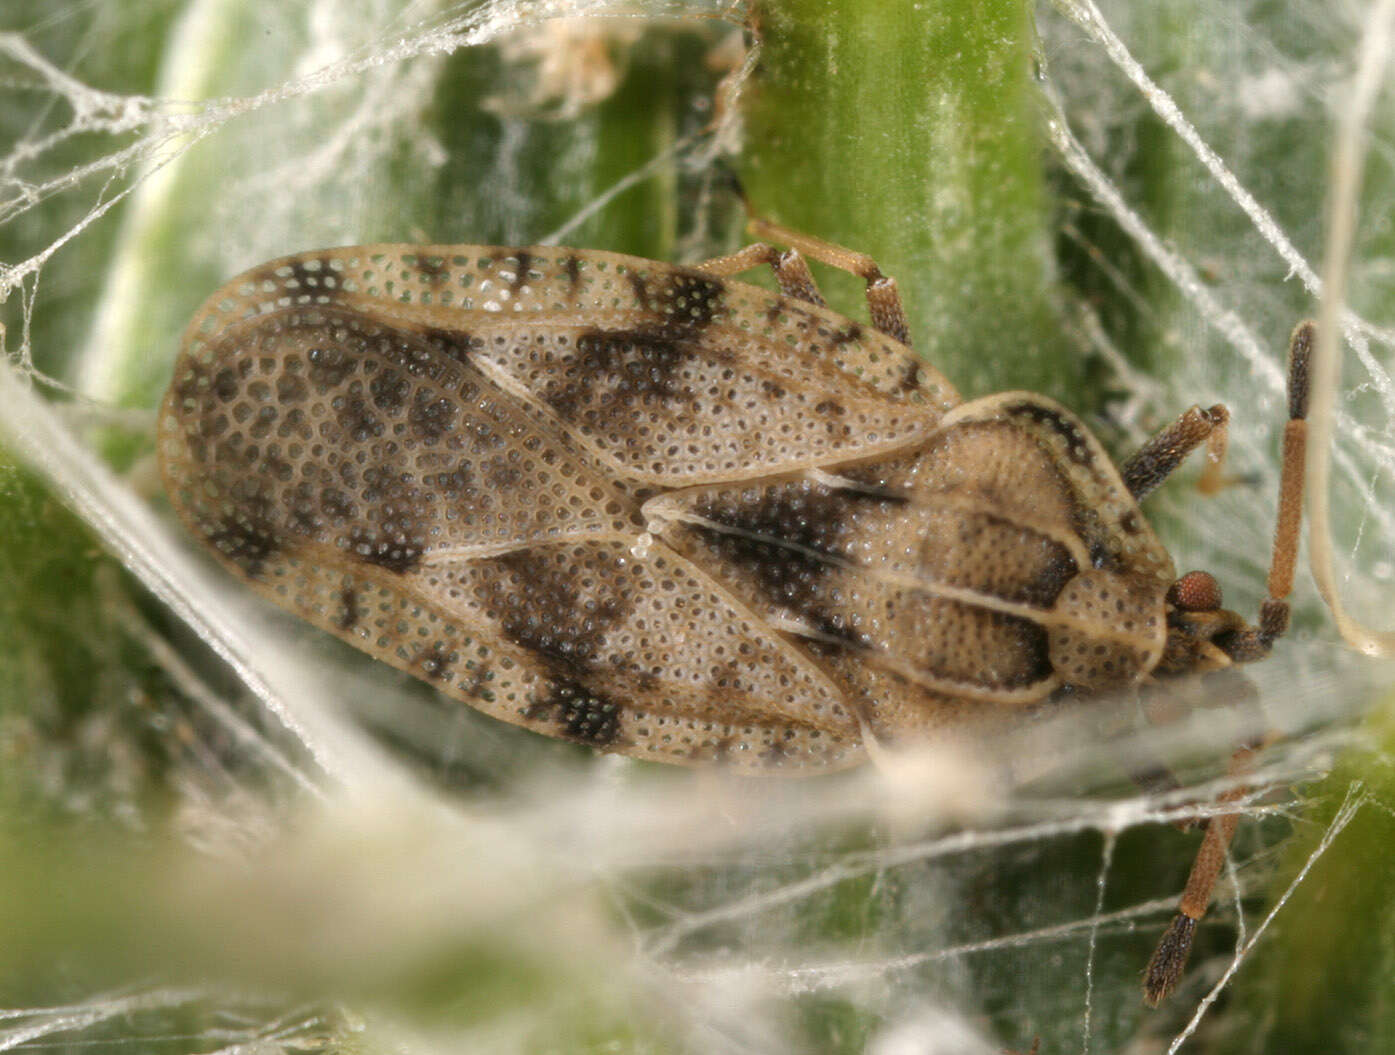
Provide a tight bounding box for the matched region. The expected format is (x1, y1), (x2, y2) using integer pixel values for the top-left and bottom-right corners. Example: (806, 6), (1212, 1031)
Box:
(697, 216), (913, 346)
(694, 242), (828, 308)
(748, 216), (912, 346)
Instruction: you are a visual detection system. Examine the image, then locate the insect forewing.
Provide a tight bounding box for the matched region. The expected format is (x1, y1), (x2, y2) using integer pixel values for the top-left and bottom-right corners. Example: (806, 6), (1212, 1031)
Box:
(159, 246), (969, 770)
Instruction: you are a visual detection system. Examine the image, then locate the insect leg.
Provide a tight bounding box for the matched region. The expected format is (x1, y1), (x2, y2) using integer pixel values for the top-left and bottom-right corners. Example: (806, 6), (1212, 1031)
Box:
(694, 242), (827, 307)
(1120, 404), (1230, 501)
(741, 216), (913, 346)
(1142, 736), (1263, 1005)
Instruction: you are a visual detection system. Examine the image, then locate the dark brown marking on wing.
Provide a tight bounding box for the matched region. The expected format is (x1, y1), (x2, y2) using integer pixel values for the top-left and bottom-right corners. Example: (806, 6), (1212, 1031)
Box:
(993, 613), (1053, 687)
(900, 597), (1057, 693)
(262, 451), (293, 484)
(898, 360), (923, 394)
(970, 513), (1076, 605)
(417, 327), (477, 367)
(510, 250), (533, 294)
(482, 455), (522, 490)
(543, 328), (729, 419)
(335, 587), (360, 631)
(760, 742), (787, 765)
(985, 515), (1079, 606)
(760, 736), (793, 766)
(1120, 510), (1143, 535)
(482, 549), (630, 676)
(212, 366), (241, 404)
(488, 249), (533, 295)
(410, 256), (448, 284)
(432, 462), (475, 496)
(1084, 530), (1112, 570)
(289, 497), (319, 536)
(415, 643), (455, 681)
(541, 268), (728, 414)
(370, 367), (411, 414)
(661, 270), (724, 332)
(627, 270), (653, 313)
(348, 527), (424, 574)
(320, 486), (356, 523)
(462, 662), (495, 701)
(335, 395), (384, 443)
(687, 482), (887, 653)
(205, 493), (280, 579)
(805, 614), (874, 651)
(626, 268), (726, 335)
(408, 390), (458, 443)
(564, 253), (582, 294)
(346, 465), (427, 574)
(307, 344), (356, 392)
(692, 483), (855, 573)
(525, 678), (624, 747)
(276, 370), (309, 404)
(1003, 399), (1096, 468)
(830, 323), (863, 346)
(287, 259), (341, 298)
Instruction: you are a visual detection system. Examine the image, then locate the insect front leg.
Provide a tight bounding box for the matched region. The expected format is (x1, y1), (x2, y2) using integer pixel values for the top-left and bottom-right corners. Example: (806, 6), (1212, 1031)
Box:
(1120, 404), (1230, 500)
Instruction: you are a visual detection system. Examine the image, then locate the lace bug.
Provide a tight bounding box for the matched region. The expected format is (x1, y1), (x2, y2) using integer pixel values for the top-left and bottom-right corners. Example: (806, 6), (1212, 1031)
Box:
(158, 218), (1312, 1004)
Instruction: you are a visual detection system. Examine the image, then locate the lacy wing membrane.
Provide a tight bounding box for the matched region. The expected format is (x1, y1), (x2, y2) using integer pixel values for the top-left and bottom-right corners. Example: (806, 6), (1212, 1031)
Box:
(159, 245), (970, 770)
(219, 245), (958, 486)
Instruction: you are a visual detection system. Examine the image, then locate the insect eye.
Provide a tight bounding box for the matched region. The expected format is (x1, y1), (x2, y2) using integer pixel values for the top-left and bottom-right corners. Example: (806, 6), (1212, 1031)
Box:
(1166, 570), (1223, 612)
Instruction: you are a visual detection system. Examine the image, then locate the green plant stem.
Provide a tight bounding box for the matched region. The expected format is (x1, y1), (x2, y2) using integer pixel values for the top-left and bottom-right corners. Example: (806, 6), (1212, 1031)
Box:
(739, 0), (1076, 399)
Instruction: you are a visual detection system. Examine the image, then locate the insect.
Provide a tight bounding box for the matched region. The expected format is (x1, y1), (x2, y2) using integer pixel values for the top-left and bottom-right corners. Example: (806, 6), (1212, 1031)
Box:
(158, 218), (1311, 1006)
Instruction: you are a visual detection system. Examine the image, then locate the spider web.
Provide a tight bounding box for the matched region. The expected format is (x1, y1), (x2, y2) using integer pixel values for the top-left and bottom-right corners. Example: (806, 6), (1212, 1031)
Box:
(0, 0), (1393, 1052)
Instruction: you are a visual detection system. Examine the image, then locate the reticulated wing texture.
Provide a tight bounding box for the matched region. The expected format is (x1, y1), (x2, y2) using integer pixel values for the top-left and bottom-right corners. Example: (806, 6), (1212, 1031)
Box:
(160, 245), (969, 770)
